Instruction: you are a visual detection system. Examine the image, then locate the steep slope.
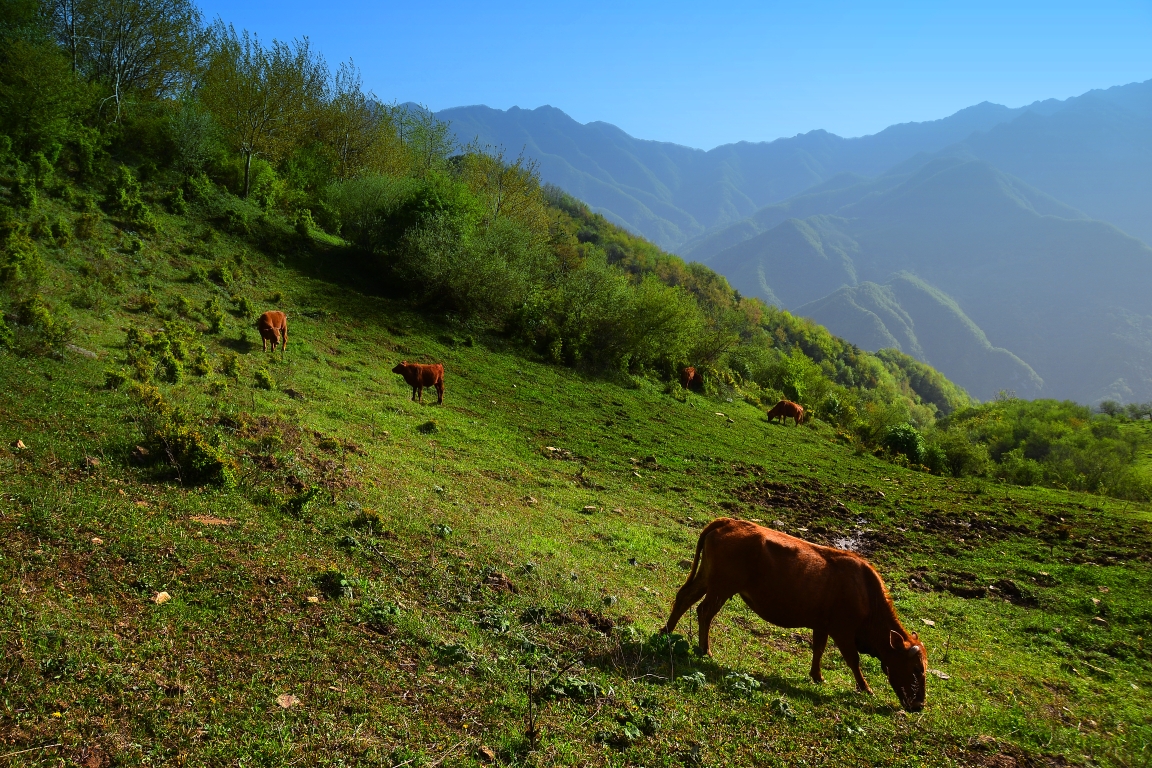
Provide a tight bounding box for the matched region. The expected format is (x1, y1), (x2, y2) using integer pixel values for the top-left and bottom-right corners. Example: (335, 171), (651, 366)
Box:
(705, 158), (1152, 402)
(438, 101), (1033, 250)
(797, 274), (1043, 398)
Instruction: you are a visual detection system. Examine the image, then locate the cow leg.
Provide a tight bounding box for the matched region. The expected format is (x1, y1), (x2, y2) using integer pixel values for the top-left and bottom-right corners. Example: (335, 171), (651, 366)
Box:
(810, 631), (829, 683)
(662, 576), (708, 635)
(262, 337), (268, 352)
(832, 634), (873, 694)
(696, 591), (734, 656)
(435, 381), (443, 404)
(410, 387), (417, 402)
(417, 386), (424, 402)
(280, 328), (287, 357)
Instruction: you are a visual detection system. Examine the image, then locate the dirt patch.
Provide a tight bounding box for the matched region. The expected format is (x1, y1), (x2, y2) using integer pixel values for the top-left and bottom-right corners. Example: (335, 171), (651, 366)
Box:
(908, 569), (987, 599)
(732, 479), (901, 553)
(550, 608), (616, 633)
(189, 516), (235, 526)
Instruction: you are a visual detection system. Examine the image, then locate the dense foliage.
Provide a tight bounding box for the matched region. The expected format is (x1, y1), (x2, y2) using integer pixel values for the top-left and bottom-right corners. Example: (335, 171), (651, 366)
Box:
(3, 0), (1149, 498)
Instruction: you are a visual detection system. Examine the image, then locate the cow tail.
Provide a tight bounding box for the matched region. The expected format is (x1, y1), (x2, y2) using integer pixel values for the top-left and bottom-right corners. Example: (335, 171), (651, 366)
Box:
(686, 518), (727, 584)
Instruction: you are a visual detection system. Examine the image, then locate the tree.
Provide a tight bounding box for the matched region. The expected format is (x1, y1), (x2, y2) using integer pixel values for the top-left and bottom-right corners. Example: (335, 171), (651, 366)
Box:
(48, 0), (204, 120)
(200, 23), (326, 197)
(318, 60), (407, 180)
(459, 145), (549, 236)
(391, 104), (454, 177)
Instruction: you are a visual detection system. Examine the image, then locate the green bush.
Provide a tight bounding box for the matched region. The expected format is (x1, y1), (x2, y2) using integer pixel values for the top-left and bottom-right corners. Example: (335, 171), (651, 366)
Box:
(254, 367), (274, 390)
(882, 423), (925, 464)
(126, 382), (235, 487)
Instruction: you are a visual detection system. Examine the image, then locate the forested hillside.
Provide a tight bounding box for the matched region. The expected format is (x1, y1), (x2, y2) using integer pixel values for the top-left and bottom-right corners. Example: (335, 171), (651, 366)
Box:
(696, 156), (1152, 405)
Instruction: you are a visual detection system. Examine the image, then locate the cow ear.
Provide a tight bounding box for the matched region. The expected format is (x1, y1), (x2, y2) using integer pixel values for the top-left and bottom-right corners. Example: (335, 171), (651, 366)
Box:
(889, 629), (905, 650)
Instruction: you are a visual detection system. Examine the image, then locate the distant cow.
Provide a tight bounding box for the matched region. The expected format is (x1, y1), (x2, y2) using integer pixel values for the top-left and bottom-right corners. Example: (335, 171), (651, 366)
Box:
(256, 311), (287, 357)
(392, 361), (444, 404)
(662, 518), (928, 712)
(681, 366), (703, 391)
(766, 399), (804, 425)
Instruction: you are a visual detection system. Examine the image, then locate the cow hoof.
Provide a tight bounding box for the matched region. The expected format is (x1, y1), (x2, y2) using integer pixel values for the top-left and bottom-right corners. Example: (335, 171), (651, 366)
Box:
(810, 673), (824, 684)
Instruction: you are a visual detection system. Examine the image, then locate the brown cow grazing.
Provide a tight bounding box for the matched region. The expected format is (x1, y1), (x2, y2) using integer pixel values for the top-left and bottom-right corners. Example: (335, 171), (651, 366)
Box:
(766, 399), (804, 425)
(680, 366), (703, 391)
(392, 361), (444, 404)
(662, 518), (928, 712)
(256, 311), (288, 357)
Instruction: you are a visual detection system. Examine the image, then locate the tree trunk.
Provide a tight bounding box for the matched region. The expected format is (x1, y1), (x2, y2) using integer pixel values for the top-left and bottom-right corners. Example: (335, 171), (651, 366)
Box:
(244, 152), (252, 198)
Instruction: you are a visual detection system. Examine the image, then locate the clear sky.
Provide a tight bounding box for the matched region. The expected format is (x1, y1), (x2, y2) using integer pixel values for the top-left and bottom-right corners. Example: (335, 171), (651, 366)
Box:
(194, 0), (1152, 150)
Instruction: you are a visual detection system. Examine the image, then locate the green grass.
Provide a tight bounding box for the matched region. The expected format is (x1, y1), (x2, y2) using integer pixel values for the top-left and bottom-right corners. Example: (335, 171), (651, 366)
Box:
(1, 196), (1151, 767)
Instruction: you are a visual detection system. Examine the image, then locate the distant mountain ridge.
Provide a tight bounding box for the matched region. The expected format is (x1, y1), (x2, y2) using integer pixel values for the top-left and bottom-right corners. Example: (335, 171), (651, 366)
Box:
(704, 157), (1152, 402)
(438, 79), (1152, 251)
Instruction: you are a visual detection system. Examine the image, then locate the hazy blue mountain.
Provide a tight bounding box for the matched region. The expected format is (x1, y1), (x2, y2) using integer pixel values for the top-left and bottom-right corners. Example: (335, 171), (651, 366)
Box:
(796, 274), (1043, 399)
(437, 101), (1033, 250)
(439, 80), (1152, 251)
(704, 158), (1152, 403)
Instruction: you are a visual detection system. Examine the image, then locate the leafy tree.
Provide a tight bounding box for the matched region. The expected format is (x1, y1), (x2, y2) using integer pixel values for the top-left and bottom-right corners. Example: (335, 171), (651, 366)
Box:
(200, 24), (326, 197)
(48, 0), (204, 120)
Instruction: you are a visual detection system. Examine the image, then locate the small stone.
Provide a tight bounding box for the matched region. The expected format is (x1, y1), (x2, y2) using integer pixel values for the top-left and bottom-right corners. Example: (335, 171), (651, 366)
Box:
(14, 440), (26, 450)
(928, 669), (951, 679)
(153, 591), (171, 605)
(773, 520), (785, 528)
(306, 596), (320, 604)
(678, 559), (694, 570)
(84, 456), (101, 469)
(1091, 597), (1101, 606)
(581, 505), (597, 514)
(922, 618), (936, 627)
(1092, 616), (1108, 626)
(1098, 586), (1110, 593)
(524, 496), (538, 505)
(91, 537), (103, 545)
(633, 471), (642, 478)
(727, 418), (735, 424)
(612, 508), (623, 514)
(477, 745), (496, 762)
(276, 694), (301, 709)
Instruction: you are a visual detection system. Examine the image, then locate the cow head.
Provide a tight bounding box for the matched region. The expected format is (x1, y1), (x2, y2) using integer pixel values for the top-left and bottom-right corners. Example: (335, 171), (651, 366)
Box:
(391, 361), (409, 375)
(882, 630), (928, 712)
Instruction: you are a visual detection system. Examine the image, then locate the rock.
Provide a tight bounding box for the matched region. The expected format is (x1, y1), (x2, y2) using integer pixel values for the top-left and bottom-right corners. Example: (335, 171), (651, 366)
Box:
(1098, 586), (1110, 593)
(66, 344), (98, 359)
(1091, 597), (1101, 606)
(14, 440), (26, 450)
(1092, 616), (1108, 626)
(153, 591), (171, 605)
(928, 669), (950, 679)
(678, 559), (694, 570)
(275, 694), (301, 709)
(921, 618), (935, 626)
(477, 745), (496, 763)
(306, 596), (320, 604)
(91, 537), (104, 545)
(129, 445), (150, 464)
(581, 505), (597, 514)
(524, 496), (538, 505)
(84, 456), (101, 469)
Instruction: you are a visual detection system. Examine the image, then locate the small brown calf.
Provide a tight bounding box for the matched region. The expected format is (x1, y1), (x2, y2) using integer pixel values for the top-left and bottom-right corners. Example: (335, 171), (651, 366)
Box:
(256, 311), (287, 357)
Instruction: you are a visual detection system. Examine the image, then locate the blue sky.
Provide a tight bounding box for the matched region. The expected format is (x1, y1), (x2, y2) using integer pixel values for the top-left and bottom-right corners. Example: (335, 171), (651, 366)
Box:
(195, 0), (1152, 149)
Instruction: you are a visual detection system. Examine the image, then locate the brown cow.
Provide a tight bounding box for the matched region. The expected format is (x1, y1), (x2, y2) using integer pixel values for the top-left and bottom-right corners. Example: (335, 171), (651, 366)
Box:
(392, 361), (444, 404)
(256, 311), (287, 357)
(662, 518), (928, 711)
(680, 366), (703, 391)
(766, 399), (804, 425)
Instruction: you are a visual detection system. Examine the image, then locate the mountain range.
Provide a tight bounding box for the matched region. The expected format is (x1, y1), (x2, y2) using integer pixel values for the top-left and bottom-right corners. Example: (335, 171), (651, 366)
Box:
(437, 80), (1152, 403)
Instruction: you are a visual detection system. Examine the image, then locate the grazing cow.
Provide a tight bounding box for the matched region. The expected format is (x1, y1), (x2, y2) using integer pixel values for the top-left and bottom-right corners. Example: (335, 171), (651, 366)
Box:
(256, 311), (288, 357)
(766, 399), (804, 425)
(392, 361), (444, 404)
(662, 518), (928, 712)
(681, 366), (703, 391)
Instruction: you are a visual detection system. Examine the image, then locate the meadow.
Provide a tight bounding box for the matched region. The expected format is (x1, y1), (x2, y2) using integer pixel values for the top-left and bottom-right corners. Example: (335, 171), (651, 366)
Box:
(1, 202), (1150, 767)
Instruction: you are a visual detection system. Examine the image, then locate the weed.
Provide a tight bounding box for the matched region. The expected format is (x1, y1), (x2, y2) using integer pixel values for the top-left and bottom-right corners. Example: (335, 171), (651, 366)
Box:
(315, 568), (352, 599)
(220, 351), (240, 378)
(417, 419), (438, 434)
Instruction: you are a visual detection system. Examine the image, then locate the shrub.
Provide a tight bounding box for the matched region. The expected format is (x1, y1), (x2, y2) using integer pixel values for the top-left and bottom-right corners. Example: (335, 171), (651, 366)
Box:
(104, 369), (128, 389)
(73, 213), (98, 239)
(126, 382), (235, 486)
(882, 423), (925, 464)
(254, 367), (274, 390)
(12, 295), (72, 356)
(220, 352), (240, 378)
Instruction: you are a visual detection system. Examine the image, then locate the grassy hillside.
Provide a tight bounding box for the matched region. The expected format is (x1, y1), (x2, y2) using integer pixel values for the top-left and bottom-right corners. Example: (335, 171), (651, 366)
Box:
(1, 190), (1151, 768)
